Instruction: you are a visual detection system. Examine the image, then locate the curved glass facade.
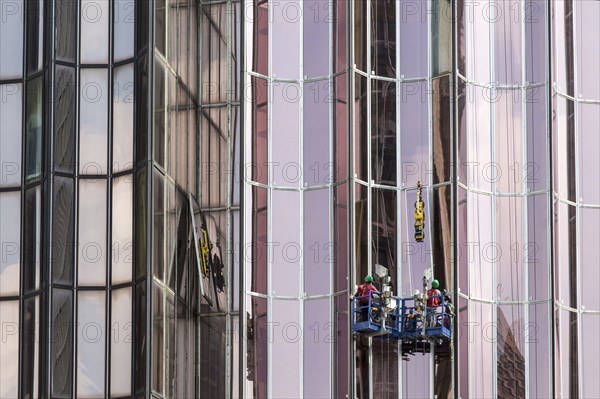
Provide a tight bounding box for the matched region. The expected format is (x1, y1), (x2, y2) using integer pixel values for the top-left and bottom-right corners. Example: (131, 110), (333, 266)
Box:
(2, 0), (600, 398)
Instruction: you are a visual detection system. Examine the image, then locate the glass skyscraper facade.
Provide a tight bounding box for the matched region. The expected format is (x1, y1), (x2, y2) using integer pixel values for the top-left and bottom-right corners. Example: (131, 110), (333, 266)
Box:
(1, 1), (599, 398)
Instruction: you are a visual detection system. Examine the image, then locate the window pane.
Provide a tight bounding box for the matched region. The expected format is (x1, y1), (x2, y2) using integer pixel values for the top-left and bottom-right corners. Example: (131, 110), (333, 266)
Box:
(56, 0), (77, 62)
(80, 0), (109, 63)
(527, 195), (549, 301)
(495, 90), (524, 193)
(25, 77), (43, 182)
(114, 0), (135, 61)
(249, 185), (267, 294)
(26, 0), (44, 74)
(466, 84), (492, 192)
(112, 174), (133, 284)
(153, 170), (165, 281)
(250, 77), (268, 185)
(371, 0), (396, 78)
(467, 193), (493, 301)
(0, 192), (20, 296)
(77, 291), (106, 397)
(580, 208), (600, 310)
(135, 167), (148, 278)
(78, 180), (107, 286)
(432, 76), (450, 184)
(464, 2), (490, 83)
(304, 0), (329, 78)
(497, 305), (526, 398)
(271, 83), (300, 188)
(54, 66), (76, 173)
(304, 189), (331, 296)
(576, 0), (600, 100)
(154, 60), (166, 168)
(200, 316), (226, 398)
(400, 0), (427, 78)
(245, 295), (267, 398)
(579, 103), (600, 204)
(470, 301), (494, 398)
(0, 301), (19, 398)
(52, 176), (75, 285)
(271, 190), (300, 297)
(494, 0), (522, 85)
(272, 300), (300, 397)
(400, 81), (428, 186)
(0, 84), (22, 188)
(52, 289), (73, 397)
(529, 303), (551, 399)
(152, 283), (164, 393)
(526, 87), (547, 192)
(24, 185), (43, 293)
(304, 299), (332, 397)
(372, 79), (396, 185)
(496, 196), (524, 302)
(303, 80), (331, 187)
(134, 281), (147, 392)
(272, 0), (300, 79)
(113, 63), (134, 173)
(0, 0), (23, 79)
(80, 69), (108, 175)
(582, 314), (600, 398)
(355, 74), (368, 181)
(354, 0), (367, 72)
(111, 287), (132, 397)
(21, 296), (40, 398)
(372, 187), (397, 285)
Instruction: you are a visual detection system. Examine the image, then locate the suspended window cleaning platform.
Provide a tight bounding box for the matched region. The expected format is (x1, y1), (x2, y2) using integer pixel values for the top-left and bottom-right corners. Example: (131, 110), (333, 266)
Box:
(351, 290), (454, 360)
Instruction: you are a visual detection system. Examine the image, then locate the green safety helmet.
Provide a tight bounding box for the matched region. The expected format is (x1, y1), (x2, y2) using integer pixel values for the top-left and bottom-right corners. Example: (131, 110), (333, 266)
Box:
(432, 279), (440, 288)
(365, 275), (374, 283)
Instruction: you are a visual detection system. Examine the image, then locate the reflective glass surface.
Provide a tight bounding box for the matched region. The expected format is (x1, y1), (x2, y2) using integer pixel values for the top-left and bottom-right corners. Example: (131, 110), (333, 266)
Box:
(80, 69), (109, 175)
(0, 301), (19, 397)
(0, 0), (23, 79)
(52, 176), (74, 285)
(113, 63), (135, 173)
(52, 289), (73, 397)
(77, 291), (106, 397)
(0, 84), (22, 187)
(0, 192), (20, 295)
(78, 179), (107, 286)
(303, 189), (331, 296)
(54, 66), (76, 174)
(25, 77), (43, 182)
(80, 0), (109, 63)
(111, 288), (132, 396)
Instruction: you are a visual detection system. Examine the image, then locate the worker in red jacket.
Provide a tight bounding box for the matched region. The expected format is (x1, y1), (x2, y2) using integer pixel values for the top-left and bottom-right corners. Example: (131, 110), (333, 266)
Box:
(354, 275), (378, 322)
(426, 279), (442, 326)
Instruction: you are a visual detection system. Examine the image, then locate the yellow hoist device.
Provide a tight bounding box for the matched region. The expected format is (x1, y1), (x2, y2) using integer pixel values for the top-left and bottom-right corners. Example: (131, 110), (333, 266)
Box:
(414, 181), (425, 242)
(199, 228), (210, 277)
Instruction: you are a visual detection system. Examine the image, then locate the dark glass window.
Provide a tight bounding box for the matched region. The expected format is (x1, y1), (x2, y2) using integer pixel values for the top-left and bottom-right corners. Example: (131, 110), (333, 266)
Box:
(54, 66), (76, 174)
(370, 0), (396, 78)
(56, 0), (77, 62)
(371, 79), (397, 186)
(25, 77), (43, 182)
(52, 176), (74, 285)
(52, 289), (73, 398)
(24, 185), (43, 293)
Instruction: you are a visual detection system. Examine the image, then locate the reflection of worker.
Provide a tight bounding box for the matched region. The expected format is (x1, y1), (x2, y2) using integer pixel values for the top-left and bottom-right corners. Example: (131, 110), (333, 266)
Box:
(354, 275), (378, 322)
(426, 279), (442, 327)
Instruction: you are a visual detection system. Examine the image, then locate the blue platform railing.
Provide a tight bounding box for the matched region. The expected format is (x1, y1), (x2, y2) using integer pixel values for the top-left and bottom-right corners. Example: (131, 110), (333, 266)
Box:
(351, 293), (452, 341)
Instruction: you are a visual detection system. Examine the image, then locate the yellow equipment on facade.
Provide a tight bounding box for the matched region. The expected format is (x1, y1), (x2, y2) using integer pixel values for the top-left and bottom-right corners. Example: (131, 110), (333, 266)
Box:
(199, 228), (210, 277)
(414, 181), (425, 242)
